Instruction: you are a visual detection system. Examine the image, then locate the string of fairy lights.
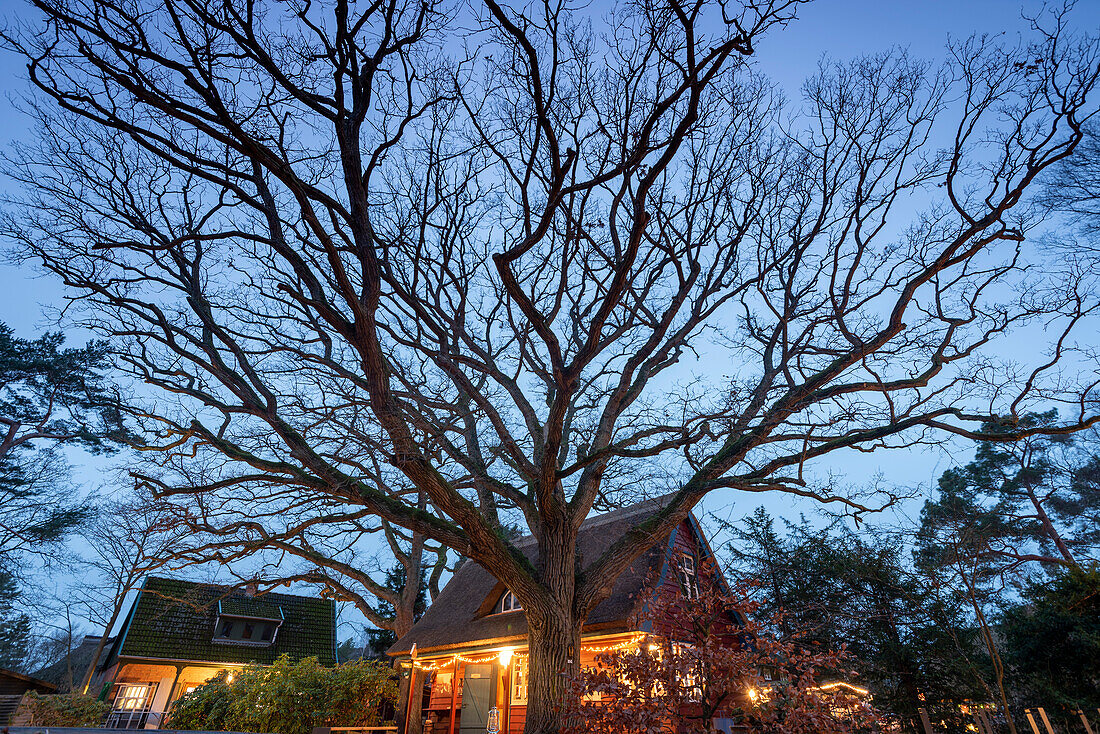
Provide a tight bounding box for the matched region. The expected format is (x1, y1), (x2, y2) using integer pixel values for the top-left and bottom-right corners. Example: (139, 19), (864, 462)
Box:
(406, 633), (647, 672)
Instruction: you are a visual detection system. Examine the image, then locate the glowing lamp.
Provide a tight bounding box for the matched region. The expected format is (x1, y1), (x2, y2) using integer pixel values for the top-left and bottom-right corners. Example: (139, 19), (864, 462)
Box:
(498, 648), (513, 666)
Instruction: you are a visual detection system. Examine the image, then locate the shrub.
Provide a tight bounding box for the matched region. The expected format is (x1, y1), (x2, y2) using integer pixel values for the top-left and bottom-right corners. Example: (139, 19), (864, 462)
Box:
(167, 670), (235, 731)
(15, 691), (111, 727)
(167, 655), (398, 734)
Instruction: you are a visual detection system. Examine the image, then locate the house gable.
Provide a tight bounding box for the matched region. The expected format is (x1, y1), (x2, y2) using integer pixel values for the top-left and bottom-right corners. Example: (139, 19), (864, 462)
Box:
(656, 515), (733, 601)
(643, 516), (744, 636)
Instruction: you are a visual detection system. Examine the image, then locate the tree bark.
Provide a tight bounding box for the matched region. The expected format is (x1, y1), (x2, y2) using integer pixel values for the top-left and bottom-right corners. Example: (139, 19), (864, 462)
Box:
(523, 606), (581, 734)
(1026, 487), (1079, 568)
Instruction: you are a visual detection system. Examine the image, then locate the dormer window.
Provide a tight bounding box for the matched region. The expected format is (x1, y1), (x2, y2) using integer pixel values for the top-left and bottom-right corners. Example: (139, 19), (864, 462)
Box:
(214, 616), (280, 645)
(495, 590), (523, 614)
(213, 600), (283, 646)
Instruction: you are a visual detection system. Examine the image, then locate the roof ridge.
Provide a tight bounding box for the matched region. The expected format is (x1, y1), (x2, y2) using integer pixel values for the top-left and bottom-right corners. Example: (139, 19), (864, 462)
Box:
(511, 493), (677, 547)
(145, 575), (323, 603)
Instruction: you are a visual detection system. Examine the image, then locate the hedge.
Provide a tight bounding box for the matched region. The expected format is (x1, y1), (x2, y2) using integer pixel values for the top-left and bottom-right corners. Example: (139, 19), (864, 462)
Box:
(167, 654), (397, 734)
(15, 691), (111, 727)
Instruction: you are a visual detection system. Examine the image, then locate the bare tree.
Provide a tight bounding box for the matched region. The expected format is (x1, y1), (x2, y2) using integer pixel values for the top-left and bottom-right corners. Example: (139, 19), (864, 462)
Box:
(69, 490), (183, 694)
(159, 486), (453, 636)
(3, 1), (1100, 731)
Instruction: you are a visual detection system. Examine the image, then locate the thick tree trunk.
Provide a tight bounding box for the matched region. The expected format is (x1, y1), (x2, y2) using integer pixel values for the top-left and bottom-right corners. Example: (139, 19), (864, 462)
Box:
(523, 606), (581, 734)
(522, 517), (581, 734)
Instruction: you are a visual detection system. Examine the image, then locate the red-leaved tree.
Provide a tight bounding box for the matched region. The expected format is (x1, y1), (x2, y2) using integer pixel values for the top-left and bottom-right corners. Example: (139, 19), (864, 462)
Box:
(563, 566), (878, 734)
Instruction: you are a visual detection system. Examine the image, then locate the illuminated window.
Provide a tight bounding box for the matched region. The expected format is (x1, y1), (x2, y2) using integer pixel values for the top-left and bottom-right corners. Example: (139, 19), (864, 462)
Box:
(511, 655), (528, 704)
(432, 671), (453, 699)
(107, 683), (155, 729)
(496, 591), (523, 614)
(672, 643), (702, 702)
(678, 554), (699, 600)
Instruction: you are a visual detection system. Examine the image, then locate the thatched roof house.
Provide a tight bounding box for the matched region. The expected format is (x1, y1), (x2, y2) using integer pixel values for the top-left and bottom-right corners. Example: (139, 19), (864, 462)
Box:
(388, 498), (731, 734)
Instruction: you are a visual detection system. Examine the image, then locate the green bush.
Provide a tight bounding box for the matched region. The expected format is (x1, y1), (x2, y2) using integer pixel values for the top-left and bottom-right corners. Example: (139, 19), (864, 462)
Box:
(167, 655), (398, 734)
(15, 691), (111, 726)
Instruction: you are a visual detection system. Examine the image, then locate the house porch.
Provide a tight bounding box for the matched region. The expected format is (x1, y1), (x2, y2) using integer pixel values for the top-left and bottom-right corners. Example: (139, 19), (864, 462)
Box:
(408, 631), (641, 734)
(106, 660), (243, 730)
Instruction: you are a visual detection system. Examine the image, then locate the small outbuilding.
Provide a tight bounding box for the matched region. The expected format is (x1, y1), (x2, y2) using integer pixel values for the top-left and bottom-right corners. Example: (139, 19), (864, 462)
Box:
(0, 668), (56, 725)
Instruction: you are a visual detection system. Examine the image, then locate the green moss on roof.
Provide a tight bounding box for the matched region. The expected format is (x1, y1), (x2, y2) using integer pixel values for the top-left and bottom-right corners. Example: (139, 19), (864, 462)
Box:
(118, 577), (335, 666)
(219, 597), (284, 621)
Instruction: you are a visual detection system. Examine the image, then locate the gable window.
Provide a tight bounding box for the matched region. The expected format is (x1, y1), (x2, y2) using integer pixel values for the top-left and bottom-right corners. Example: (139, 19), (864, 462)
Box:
(677, 553), (699, 600)
(495, 590), (523, 614)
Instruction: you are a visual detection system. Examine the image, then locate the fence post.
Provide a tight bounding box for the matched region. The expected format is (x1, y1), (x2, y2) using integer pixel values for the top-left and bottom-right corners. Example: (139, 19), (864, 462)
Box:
(1036, 708), (1056, 734)
(918, 707), (935, 734)
(1025, 709), (1043, 734)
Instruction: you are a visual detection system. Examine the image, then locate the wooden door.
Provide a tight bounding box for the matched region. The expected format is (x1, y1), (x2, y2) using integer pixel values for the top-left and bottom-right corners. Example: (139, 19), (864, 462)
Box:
(459, 663), (495, 733)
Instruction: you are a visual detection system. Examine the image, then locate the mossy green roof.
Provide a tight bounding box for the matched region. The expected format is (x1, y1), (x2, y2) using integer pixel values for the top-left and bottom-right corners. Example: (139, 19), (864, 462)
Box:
(116, 577), (336, 666)
(219, 597), (284, 621)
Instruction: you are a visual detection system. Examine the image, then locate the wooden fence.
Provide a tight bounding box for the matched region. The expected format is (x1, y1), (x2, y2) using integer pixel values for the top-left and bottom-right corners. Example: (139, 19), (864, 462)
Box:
(916, 706), (1100, 734)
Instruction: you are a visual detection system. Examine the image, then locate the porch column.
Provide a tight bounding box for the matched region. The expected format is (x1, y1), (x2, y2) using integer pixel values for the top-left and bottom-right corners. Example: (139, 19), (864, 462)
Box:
(447, 658), (459, 734)
(145, 666), (181, 729)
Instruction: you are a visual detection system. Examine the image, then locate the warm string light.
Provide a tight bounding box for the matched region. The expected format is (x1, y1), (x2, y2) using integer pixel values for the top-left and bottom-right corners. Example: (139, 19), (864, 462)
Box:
(813, 682), (870, 696)
(409, 652), (501, 671)
(580, 634), (646, 654)
(454, 652), (504, 664)
(408, 634), (646, 672)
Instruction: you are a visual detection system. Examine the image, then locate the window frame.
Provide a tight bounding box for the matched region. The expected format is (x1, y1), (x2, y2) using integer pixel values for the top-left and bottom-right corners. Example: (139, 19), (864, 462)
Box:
(510, 654), (528, 704)
(107, 682), (155, 729)
(677, 552), (700, 600)
(212, 615), (281, 646)
(672, 642), (703, 703)
(495, 590), (523, 614)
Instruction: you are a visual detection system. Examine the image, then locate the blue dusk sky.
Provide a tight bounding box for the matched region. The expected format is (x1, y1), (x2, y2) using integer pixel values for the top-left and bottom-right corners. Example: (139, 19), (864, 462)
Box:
(0, 0), (1098, 639)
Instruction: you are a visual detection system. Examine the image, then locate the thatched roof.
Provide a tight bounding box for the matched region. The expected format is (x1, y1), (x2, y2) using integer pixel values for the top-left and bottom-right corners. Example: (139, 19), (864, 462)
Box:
(388, 496), (683, 657)
(32, 635), (110, 692)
